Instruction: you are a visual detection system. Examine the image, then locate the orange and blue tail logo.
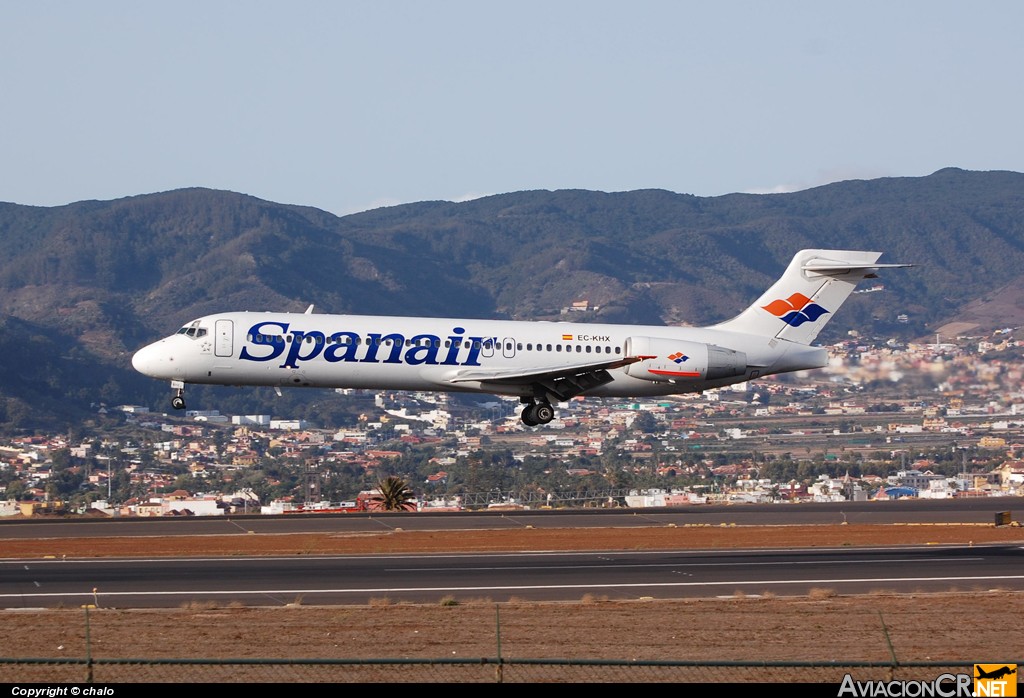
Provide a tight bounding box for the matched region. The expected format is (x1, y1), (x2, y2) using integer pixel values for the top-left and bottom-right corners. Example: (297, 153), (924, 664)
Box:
(762, 293), (830, 327)
(668, 352), (689, 364)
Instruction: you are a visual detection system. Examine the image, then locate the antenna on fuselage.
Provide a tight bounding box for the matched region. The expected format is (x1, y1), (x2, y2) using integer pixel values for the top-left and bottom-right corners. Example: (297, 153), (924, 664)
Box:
(304, 304), (314, 314)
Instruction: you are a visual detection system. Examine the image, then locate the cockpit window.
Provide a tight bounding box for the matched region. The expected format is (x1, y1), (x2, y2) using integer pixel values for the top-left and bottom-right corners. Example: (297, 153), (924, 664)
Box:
(176, 322), (208, 339)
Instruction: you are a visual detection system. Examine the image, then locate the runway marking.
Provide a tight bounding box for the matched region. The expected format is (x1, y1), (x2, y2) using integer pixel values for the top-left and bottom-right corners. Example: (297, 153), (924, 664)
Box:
(4, 574), (1024, 603)
(226, 519), (253, 533)
(0, 555), (987, 575)
(393, 556), (983, 572)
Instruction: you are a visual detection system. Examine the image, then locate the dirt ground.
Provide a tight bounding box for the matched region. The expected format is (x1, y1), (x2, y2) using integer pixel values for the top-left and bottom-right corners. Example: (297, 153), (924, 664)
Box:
(2, 522), (1023, 668)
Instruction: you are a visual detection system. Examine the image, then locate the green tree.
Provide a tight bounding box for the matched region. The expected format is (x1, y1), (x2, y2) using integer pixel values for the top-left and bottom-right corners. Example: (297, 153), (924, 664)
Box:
(4, 478), (27, 501)
(630, 411), (659, 434)
(371, 476), (417, 512)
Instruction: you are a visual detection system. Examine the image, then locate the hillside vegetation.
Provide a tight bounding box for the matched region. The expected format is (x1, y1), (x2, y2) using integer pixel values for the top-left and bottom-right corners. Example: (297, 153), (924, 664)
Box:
(1, 167), (1023, 431)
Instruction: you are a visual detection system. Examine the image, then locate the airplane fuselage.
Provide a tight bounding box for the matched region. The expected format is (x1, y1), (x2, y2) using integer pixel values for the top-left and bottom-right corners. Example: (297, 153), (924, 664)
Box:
(131, 311), (826, 399)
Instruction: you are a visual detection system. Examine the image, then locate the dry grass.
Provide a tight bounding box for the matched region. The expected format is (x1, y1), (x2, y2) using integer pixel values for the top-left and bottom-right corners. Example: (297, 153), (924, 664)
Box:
(2, 522), (1022, 663)
(2, 591), (1020, 662)
(807, 587), (838, 600)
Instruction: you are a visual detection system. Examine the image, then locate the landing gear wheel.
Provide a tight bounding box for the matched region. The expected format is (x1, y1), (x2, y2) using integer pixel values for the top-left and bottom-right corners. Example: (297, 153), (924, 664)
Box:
(171, 395), (186, 410)
(533, 402), (555, 424)
(520, 401), (555, 426)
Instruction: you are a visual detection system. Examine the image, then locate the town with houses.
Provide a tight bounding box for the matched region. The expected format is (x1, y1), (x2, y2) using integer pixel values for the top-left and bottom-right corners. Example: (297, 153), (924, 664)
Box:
(2, 328), (1024, 518)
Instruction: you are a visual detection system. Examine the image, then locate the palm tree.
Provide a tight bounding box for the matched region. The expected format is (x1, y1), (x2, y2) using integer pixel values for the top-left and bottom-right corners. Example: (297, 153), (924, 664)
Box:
(371, 476), (417, 512)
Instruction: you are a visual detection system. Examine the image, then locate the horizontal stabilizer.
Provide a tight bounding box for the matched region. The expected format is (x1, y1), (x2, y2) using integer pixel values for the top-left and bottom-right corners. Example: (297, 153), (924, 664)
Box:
(803, 259), (913, 277)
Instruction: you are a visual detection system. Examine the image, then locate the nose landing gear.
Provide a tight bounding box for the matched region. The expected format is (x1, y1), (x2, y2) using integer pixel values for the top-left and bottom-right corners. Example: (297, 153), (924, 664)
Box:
(170, 380), (186, 410)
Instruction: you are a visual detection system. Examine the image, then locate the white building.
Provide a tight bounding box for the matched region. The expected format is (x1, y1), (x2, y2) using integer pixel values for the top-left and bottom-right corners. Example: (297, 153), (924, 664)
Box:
(233, 415), (272, 426)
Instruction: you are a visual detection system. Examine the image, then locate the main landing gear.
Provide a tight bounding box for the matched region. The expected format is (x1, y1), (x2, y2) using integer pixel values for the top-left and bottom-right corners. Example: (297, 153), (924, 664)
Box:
(520, 398), (555, 426)
(170, 380), (186, 411)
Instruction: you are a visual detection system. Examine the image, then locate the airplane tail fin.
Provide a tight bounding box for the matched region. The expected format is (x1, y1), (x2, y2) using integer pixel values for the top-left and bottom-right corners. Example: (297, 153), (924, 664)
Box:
(714, 249), (910, 345)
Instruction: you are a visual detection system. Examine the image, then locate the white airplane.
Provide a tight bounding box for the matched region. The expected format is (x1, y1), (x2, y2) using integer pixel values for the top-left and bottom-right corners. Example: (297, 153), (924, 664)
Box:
(132, 249), (909, 426)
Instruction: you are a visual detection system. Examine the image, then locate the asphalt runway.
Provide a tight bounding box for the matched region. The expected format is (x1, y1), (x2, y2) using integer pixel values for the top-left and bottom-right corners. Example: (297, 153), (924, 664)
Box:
(2, 542), (1022, 609)
(1, 499), (1022, 609)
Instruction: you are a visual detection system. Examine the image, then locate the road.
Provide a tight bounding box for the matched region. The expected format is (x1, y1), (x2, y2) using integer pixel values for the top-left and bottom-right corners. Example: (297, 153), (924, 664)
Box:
(1, 496), (1021, 539)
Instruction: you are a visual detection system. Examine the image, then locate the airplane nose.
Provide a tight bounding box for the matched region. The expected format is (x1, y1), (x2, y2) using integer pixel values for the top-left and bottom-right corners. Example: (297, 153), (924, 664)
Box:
(132, 344), (154, 376)
(132, 342), (169, 378)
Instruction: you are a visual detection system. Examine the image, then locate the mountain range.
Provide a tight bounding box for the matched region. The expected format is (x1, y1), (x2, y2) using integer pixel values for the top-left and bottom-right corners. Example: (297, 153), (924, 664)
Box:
(1, 167), (1022, 432)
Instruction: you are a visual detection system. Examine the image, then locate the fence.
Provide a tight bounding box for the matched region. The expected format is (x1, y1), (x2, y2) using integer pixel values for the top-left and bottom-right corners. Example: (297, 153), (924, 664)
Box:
(0, 656), (999, 683)
(4, 606), (1018, 685)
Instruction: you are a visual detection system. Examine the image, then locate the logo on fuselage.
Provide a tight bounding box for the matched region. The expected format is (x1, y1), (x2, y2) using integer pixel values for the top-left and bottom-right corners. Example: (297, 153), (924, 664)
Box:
(762, 293), (829, 327)
(238, 321), (494, 369)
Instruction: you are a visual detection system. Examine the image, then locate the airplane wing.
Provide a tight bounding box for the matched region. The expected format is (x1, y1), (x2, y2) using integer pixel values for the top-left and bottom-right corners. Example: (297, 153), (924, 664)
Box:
(445, 355), (644, 401)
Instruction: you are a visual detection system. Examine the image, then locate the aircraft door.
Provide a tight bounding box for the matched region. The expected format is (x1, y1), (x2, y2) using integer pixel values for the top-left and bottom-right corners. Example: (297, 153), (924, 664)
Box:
(215, 319), (234, 357)
(501, 337), (516, 359)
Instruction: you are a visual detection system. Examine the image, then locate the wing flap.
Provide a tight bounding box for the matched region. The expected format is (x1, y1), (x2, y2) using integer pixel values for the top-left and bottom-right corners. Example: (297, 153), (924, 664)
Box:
(446, 356), (641, 386)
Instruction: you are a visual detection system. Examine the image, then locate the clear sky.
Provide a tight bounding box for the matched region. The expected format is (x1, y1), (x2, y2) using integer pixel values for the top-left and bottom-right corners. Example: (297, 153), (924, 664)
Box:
(2, 1), (1022, 216)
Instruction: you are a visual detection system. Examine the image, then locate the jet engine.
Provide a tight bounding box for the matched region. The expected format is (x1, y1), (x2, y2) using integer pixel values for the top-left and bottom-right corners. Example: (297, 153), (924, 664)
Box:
(624, 336), (748, 383)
